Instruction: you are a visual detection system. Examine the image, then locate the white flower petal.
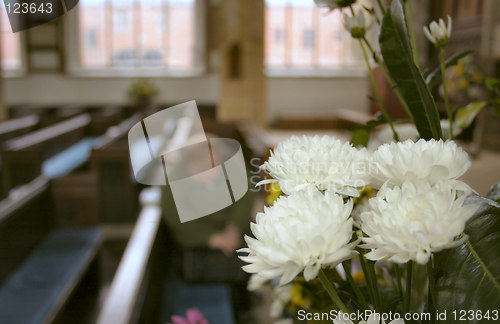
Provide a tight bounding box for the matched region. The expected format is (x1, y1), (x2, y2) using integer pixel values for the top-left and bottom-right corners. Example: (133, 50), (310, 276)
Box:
(239, 189), (357, 283)
(360, 180), (477, 264)
(371, 139), (471, 192)
(261, 135), (371, 196)
(424, 17), (452, 47)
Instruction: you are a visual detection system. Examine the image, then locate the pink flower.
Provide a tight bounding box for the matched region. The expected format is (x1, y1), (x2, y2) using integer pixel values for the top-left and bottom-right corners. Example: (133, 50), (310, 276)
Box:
(168, 308), (209, 324)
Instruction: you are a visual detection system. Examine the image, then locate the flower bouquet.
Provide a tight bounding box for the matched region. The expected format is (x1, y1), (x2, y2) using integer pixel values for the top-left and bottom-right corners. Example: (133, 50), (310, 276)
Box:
(128, 79), (159, 106)
(238, 1), (500, 323)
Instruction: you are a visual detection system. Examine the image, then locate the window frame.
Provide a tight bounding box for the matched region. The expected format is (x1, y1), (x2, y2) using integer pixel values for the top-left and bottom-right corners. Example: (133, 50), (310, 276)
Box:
(65, 0), (206, 78)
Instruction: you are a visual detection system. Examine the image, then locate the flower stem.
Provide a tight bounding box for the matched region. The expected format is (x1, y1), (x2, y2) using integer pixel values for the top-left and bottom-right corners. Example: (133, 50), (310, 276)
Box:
(343, 261), (369, 309)
(367, 260), (381, 311)
(318, 268), (350, 314)
(394, 263), (404, 301)
(404, 261), (413, 313)
(376, 0), (386, 16)
(358, 253), (375, 307)
(427, 257), (437, 310)
(440, 47), (453, 139)
(359, 38), (400, 141)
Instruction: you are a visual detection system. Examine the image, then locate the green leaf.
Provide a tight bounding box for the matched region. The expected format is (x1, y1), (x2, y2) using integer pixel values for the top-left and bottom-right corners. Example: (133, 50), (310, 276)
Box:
(434, 197), (500, 321)
(350, 113), (390, 147)
(379, 0), (442, 140)
(485, 77), (500, 93)
(424, 50), (474, 92)
(494, 99), (500, 116)
(454, 101), (487, 130)
(486, 182), (500, 204)
(350, 125), (372, 147)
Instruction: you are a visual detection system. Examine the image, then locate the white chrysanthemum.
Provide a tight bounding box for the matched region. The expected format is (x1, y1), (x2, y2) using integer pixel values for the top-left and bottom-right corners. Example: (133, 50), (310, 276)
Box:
(359, 181), (479, 264)
(423, 16), (452, 48)
(259, 135), (371, 197)
(371, 139), (472, 193)
(238, 189), (358, 285)
(334, 311), (405, 324)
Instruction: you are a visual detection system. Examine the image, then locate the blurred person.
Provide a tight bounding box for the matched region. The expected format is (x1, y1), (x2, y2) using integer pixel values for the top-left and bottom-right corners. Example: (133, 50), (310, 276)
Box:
(160, 134), (256, 323)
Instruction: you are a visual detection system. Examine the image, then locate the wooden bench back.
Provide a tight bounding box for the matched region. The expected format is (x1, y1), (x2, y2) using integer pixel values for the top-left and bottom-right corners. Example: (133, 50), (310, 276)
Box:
(88, 105), (124, 136)
(0, 177), (53, 284)
(0, 114), (40, 144)
(1, 114), (91, 193)
(91, 113), (143, 224)
(96, 190), (167, 324)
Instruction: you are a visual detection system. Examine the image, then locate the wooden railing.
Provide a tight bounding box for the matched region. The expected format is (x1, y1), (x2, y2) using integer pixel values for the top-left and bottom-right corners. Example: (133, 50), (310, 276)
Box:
(96, 188), (167, 324)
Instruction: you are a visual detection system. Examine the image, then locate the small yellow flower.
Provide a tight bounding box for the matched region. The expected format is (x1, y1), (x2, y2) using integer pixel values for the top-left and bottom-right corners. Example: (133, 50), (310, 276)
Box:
(353, 186), (373, 204)
(458, 78), (470, 90)
(290, 283), (311, 309)
(266, 182), (283, 206)
(472, 72), (484, 83)
(452, 61), (465, 76)
(352, 270), (366, 283)
(447, 80), (457, 94)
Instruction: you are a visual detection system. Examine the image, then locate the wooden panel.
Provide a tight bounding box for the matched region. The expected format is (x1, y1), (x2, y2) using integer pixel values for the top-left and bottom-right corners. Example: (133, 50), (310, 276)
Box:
(1, 150), (43, 193)
(51, 172), (98, 227)
(92, 143), (137, 223)
(90, 113), (143, 224)
(0, 177), (53, 284)
(88, 106), (123, 136)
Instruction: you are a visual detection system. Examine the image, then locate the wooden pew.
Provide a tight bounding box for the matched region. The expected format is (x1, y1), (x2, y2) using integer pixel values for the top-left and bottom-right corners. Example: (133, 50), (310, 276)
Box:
(1, 114), (92, 193)
(274, 109), (372, 130)
(87, 105), (123, 137)
(96, 189), (235, 324)
(7, 105), (58, 124)
(0, 114), (40, 144)
(0, 115), (41, 199)
(91, 113), (143, 224)
(0, 176), (102, 324)
(7, 104), (80, 128)
(96, 189), (167, 324)
(50, 112), (142, 227)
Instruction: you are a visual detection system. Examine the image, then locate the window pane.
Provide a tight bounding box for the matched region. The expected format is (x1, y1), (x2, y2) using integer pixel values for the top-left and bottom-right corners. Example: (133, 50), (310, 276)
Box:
(140, 0), (164, 67)
(1, 3), (22, 71)
(111, 0), (136, 67)
(290, 0), (314, 67)
(80, 0), (109, 67)
(318, 10), (345, 67)
(78, 0), (196, 71)
(168, 0), (195, 69)
(265, 0), (366, 70)
(265, 0), (286, 68)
